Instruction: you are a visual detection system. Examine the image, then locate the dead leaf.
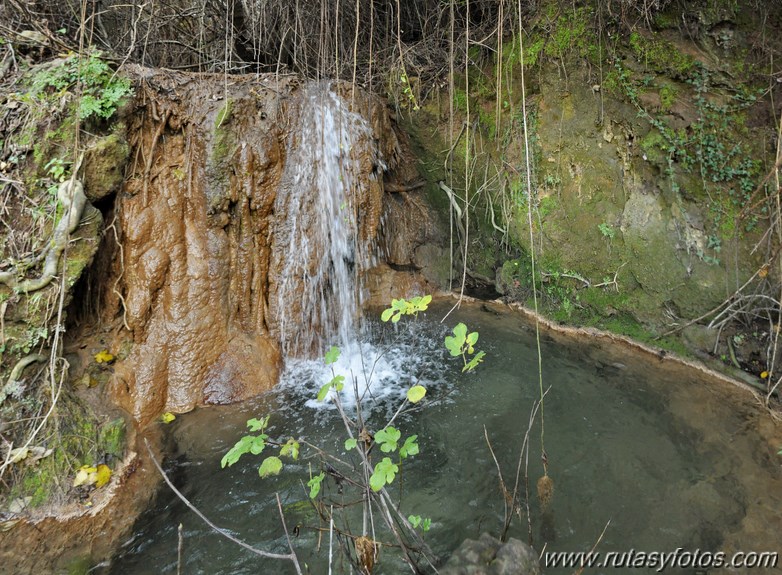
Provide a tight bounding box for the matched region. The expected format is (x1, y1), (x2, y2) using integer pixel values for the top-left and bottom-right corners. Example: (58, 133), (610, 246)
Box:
(8, 497), (31, 514)
(8, 447), (28, 464)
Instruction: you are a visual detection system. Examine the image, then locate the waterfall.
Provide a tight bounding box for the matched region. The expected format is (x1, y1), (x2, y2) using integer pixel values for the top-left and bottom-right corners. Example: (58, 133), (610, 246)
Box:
(273, 83), (383, 357)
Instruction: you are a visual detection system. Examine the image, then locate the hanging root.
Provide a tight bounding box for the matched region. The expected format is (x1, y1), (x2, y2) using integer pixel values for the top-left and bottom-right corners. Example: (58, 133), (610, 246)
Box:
(0, 179), (87, 294)
(354, 536), (379, 575)
(536, 474), (554, 511)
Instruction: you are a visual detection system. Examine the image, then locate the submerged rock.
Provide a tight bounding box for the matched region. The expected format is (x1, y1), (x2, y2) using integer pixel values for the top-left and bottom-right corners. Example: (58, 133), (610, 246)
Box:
(441, 533), (541, 575)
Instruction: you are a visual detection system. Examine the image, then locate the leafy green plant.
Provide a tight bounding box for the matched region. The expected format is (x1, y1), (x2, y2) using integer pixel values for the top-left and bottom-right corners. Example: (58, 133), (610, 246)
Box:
(32, 50), (132, 122)
(408, 515), (431, 532)
(380, 294), (432, 323)
(445, 322), (486, 372)
(220, 415), (300, 478)
(220, 295), (486, 573)
(598, 222), (615, 240)
(399, 73), (420, 111)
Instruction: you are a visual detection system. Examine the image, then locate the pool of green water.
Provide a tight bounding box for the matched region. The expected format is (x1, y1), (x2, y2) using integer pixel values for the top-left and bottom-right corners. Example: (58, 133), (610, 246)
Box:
(106, 301), (782, 574)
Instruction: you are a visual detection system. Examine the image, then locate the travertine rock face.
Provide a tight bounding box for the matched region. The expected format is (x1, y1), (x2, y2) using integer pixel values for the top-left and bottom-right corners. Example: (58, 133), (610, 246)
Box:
(106, 68), (442, 426)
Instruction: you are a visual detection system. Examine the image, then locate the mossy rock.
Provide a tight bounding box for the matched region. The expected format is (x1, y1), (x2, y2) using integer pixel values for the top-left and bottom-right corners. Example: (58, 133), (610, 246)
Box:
(83, 134), (130, 201)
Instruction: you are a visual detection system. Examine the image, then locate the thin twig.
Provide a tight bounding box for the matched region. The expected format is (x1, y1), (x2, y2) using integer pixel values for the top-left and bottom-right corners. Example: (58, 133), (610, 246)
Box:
(143, 438), (303, 572)
(572, 519), (611, 575)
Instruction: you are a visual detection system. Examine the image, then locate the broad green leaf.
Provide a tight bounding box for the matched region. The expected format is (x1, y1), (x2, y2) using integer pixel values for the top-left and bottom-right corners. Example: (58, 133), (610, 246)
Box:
(375, 427), (401, 453)
(445, 323), (468, 356)
(221, 435), (265, 468)
(400, 435), (419, 459)
(345, 438), (358, 451)
(444, 334), (462, 357)
(391, 313), (401, 324)
(330, 374), (345, 392)
(466, 332), (479, 346)
(370, 457), (399, 491)
(381, 308), (394, 322)
(249, 435), (268, 455)
(409, 514), (422, 528)
(222, 437), (251, 468)
(370, 469), (386, 492)
(317, 382), (332, 402)
(247, 416), (269, 432)
(258, 456), (283, 478)
(308, 471), (325, 499)
(406, 385), (426, 404)
(324, 346), (340, 365)
(280, 439), (300, 460)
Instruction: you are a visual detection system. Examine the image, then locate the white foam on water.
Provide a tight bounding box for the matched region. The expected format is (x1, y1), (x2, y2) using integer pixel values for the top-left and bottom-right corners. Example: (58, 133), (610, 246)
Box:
(277, 321), (451, 417)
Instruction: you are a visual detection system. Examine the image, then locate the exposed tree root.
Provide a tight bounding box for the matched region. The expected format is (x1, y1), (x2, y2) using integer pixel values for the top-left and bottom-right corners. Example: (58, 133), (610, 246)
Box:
(0, 179), (87, 294)
(2, 354), (45, 397)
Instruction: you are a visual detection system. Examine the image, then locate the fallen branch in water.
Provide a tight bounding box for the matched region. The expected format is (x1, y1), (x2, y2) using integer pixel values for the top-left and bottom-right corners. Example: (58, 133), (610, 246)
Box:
(143, 438), (303, 574)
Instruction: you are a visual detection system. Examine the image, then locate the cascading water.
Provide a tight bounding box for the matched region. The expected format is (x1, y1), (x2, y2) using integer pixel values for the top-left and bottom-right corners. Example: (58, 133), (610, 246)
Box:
(272, 83), (383, 358)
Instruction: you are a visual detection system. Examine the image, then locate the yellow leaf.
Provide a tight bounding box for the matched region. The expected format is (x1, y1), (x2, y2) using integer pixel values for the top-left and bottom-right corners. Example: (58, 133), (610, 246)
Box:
(94, 350), (114, 364)
(8, 447), (29, 464)
(760, 371), (769, 379)
(73, 465), (97, 487)
(160, 412), (176, 424)
(94, 464), (112, 488)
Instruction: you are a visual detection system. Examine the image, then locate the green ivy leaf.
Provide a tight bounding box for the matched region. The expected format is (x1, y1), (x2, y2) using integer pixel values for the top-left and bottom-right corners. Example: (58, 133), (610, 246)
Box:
(400, 435), (419, 459)
(370, 457), (399, 491)
(408, 514), (431, 531)
(317, 382), (332, 402)
(406, 385), (426, 404)
(258, 456), (283, 478)
(324, 346), (340, 365)
(331, 374), (345, 392)
(463, 350), (486, 373)
(345, 438), (358, 451)
(445, 323), (468, 356)
(375, 427), (401, 453)
(247, 416), (269, 432)
(249, 435), (268, 455)
(280, 438), (299, 460)
(222, 435), (265, 468)
(308, 471), (325, 499)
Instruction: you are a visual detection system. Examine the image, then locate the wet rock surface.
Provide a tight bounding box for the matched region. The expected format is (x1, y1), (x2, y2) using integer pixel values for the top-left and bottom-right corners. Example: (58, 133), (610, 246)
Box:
(103, 67), (444, 426)
(441, 533), (541, 575)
